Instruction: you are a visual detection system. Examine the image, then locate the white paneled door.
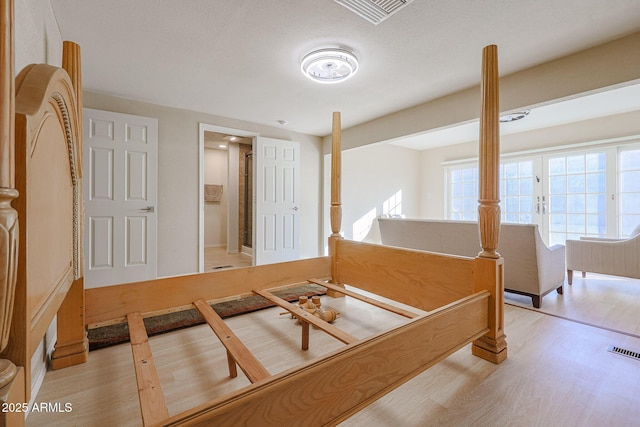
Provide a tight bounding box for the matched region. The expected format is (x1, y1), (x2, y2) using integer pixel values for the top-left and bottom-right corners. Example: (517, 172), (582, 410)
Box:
(254, 137), (300, 265)
(83, 108), (158, 288)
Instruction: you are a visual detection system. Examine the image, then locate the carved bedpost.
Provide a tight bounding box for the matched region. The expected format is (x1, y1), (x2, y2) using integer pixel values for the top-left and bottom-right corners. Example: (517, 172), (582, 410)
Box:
(477, 44), (501, 260)
(327, 112), (344, 297)
(472, 45), (507, 364)
(0, 0), (19, 387)
(52, 41), (89, 370)
(1, 2), (25, 425)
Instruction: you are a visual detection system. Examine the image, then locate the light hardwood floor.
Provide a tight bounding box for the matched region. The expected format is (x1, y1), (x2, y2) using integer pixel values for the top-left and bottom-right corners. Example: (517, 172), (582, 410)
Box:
(27, 274), (640, 426)
(203, 246), (252, 271)
(504, 273), (640, 338)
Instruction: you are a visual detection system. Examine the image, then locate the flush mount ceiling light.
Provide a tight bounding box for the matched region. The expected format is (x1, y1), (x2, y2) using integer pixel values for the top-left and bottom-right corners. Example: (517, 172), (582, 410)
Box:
(499, 110), (530, 123)
(300, 48), (359, 84)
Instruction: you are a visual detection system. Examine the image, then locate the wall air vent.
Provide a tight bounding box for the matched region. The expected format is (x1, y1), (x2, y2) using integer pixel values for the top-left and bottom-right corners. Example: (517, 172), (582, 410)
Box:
(335, 0), (415, 25)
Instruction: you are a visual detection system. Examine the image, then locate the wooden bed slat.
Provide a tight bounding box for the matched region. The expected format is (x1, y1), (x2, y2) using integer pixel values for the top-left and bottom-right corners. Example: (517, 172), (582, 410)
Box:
(126, 312), (169, 426)
(253, 289), (358, 345)
(308, 278), (420, 319)
(193, 299), (270, 383)
(162, 291), (491, 426)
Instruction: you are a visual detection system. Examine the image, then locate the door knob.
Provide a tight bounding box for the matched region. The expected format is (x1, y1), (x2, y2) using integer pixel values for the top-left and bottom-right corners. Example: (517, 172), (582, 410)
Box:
(141, 206), (155, 212)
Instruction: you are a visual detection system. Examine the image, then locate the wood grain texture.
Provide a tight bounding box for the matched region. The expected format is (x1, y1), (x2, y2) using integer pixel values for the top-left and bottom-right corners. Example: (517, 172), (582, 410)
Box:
(328, 111), (345, 297)
(0, 367), (24, 427)
(127, 312), (169, 426)
(161, 292), (489, 426)
(30, 299), (640, 427)
(0, 0), (14, 189)
(86, 256), (331, 326)
(335, 240), (475, 311)
(50, 47), (82, 373)
(472, 244), (507, 364)
(330, 111), (341, 237)
(193, 299), (270, 383)
(51, 277), (88, 370)
(1, 64), (80, 401)
(253, 289), (358, 345)
(0, 0), (19, 393)
(309, 278), (419, 319)
(478, 44), (501, 259)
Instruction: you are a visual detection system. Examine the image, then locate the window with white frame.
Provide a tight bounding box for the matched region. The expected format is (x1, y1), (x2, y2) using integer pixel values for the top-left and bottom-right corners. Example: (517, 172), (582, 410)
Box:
(447, 159), (537, 224)
(448, 166), (479, 221)
(445, 142), (640, 245)
(546, 151), (608, 246)
(500, 159), (536, 224)
(619, 147), (640, 237)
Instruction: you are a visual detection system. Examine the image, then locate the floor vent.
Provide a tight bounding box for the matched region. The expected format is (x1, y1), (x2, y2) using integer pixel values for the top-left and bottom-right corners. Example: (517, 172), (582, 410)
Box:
(213, 265), (234, 270)
(607, 345), (640, 361)
(335, 0), (414, 25)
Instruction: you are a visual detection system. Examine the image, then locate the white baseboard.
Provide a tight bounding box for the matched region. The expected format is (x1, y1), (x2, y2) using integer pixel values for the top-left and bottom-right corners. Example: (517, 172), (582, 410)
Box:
(204, 243), (227, 248)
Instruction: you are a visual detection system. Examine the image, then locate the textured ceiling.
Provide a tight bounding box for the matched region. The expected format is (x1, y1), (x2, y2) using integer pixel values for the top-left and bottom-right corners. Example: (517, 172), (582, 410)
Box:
(51, 0), (640, 138)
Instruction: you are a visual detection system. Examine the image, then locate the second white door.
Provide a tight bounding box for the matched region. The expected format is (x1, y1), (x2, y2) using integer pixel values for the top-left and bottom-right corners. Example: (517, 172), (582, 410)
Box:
(253, 137), (300, 265)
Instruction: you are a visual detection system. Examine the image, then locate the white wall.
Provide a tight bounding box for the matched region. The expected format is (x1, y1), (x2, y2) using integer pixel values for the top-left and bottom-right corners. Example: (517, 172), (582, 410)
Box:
(83, 91), (323, 277)
(15, 0), (61, 72)
(323, 143), (421, 249)
(204, 148), (228, 247)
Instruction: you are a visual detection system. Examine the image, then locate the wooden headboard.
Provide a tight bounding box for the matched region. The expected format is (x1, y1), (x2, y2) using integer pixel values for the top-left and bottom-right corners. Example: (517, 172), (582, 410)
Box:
(0, 0), (88, 414)
(2, 63), (83, 396)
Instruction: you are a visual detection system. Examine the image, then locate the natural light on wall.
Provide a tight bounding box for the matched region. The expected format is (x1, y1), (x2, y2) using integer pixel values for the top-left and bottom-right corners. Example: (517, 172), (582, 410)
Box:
(383, 190), (403, 216)
(350, 190), (404, 242)
(353, 208), (377, 241)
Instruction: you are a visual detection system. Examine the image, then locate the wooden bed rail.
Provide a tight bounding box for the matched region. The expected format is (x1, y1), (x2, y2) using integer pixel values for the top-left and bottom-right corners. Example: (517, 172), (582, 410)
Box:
(308, 279), (420, 319)
(161, 291), (490, 426)
(86, 256), (331, 327)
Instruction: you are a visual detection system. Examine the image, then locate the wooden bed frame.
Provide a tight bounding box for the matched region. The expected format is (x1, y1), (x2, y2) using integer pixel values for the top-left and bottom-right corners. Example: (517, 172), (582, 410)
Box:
(0, 2), (506, 425)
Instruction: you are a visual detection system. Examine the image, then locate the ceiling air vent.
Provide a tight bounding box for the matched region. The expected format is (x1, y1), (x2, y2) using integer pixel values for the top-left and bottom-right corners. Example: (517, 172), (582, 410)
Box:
(335, 0), (415, 25)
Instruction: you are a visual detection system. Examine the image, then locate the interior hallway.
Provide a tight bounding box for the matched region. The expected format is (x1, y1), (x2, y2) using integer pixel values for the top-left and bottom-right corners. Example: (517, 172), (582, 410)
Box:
(203, 246), (252, 271)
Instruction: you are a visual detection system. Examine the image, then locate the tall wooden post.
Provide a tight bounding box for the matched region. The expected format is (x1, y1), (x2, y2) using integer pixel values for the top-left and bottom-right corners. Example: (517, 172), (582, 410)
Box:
(0, 2), (25, 425)
(327, 112), (344, 296)
(472, 45), (507, 364)
(477, 45), (501, 260)
(0, 0), (19, 386)
(51, 41), (89, 370)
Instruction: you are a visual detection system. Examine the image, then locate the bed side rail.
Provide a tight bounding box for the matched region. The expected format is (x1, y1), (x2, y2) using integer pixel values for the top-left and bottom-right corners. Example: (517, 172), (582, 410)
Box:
(86, 256), (330, 327)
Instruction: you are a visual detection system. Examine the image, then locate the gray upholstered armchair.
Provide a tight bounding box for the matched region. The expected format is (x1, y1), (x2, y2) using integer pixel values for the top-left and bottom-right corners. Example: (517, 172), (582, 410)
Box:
(566, 225), (640, 284)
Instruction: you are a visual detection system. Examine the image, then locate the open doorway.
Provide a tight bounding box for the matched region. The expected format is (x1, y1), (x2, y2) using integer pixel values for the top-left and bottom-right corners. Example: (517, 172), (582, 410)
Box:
(198, 124), (257, 272)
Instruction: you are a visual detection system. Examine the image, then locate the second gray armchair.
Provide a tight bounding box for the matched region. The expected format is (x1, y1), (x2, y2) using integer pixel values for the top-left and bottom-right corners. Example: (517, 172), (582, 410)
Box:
(566, 225), (640, 284)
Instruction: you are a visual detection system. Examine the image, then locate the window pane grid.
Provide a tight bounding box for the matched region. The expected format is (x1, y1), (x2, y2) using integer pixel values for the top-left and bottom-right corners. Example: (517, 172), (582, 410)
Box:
(547, 153), (607, 246)
(499, 160), (535, 224)
(448, 166), (478, 221)
(448, 160), (536, 224)
(619, 149), (640, 237)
